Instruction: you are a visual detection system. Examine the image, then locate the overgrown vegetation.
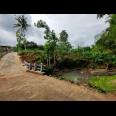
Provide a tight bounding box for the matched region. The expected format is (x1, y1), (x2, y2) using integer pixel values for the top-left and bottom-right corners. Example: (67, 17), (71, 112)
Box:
(14, 15), (116, 70)
(12, 14), (116, 91)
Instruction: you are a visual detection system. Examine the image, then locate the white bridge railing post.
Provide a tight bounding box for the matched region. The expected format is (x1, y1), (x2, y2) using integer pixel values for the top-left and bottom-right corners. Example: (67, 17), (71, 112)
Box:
(29, 63), (31, 70)
(24, 60), (44, 73)
(34, 63), (37, 71)
(40, 63), (43, 72)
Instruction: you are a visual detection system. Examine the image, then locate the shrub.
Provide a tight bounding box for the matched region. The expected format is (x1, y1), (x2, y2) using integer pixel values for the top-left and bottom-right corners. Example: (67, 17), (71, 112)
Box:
(56, 57), (90, 69)
(18, 49), (43, 63)
(44, 67), (54, 75)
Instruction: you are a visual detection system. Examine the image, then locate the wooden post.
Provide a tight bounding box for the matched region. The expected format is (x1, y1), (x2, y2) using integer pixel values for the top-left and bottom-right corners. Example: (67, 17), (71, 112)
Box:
(40, 63), (43, 72)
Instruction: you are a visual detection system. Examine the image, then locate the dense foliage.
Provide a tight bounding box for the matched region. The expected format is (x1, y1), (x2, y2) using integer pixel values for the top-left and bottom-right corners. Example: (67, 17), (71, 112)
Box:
(14, 14), (116, 74)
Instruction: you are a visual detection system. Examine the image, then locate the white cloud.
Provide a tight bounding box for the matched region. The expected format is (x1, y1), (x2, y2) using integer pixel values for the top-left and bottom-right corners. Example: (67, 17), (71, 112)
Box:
(0, 14), (109, 47)
(0, 29), (16, 46)
(30, 14), (108, 47)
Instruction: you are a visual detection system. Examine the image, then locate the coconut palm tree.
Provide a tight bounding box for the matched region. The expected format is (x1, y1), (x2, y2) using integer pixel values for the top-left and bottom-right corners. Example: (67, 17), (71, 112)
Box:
(22, 37), (27, 51)
(14, 15), (30, 51)
(14, 15), (30, 34)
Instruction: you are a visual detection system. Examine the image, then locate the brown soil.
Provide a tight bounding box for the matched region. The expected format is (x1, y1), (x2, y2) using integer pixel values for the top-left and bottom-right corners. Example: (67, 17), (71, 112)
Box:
(0, 52), (116, 101)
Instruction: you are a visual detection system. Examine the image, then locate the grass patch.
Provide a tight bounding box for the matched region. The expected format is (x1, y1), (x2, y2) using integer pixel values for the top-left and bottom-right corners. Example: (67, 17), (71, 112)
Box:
(88, 75), (116, 93)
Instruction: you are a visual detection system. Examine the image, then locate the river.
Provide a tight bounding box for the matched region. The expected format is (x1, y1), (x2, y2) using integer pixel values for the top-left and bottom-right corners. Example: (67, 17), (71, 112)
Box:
(59, 70), (90, 84)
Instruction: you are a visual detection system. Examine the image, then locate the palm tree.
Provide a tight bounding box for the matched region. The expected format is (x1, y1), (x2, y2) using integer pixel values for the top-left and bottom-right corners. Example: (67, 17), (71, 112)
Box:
(22, 37), (27, 51)
(14, 15), (30, 34)
(14, 15), (30, 51)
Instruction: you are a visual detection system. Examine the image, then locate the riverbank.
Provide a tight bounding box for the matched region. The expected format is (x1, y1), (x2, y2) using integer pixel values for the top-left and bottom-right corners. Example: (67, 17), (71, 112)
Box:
(53, 68), (116, 93)
(1, 52), (116, 100)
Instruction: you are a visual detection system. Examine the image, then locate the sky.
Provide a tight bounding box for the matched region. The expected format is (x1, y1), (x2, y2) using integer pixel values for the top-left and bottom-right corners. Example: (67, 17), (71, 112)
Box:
(0, 14), (109, 47)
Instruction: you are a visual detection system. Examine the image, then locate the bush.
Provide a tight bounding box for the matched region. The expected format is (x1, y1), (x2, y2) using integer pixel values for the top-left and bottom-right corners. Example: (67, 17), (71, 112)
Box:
(56, 57), (90, 69)
(44, 67), (54, 75)
(18, 49), (43, 63)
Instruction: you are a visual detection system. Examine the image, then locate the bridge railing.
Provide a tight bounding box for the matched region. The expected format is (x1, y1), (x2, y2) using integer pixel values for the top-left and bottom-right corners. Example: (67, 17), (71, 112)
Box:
(23, 61), (45, 72)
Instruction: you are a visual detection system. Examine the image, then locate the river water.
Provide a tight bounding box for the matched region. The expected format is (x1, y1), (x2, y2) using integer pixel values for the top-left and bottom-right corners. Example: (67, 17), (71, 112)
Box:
(59, 70), (90, 84)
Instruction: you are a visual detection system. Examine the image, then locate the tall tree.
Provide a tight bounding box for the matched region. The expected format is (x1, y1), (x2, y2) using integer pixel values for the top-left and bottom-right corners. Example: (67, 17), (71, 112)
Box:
(59, 30), (68, 42)
(35, 20), (58, 67)
(56, 30), (72, 61)
(14, 15), (30, 51)
(58, 30), (72, 52)
(96, 14), (116, 51)
(14, 15), (30, 34)
(22, 37), (27, 50)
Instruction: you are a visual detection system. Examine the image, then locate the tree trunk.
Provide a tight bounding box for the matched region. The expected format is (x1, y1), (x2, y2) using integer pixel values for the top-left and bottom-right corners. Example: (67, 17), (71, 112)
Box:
(53, 53), (56, 66)
(47, 58), (48, 67)
(18, 43), (20, 52)
(49, 54), (51, 67)
(24, 45), (27, 51)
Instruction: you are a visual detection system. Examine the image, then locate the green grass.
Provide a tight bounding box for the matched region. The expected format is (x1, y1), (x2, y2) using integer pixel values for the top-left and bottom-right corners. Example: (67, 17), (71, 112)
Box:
(88, 75), (116, 93)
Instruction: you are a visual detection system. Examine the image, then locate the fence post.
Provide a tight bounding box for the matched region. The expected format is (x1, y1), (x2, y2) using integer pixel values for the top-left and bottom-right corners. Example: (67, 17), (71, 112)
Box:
(40, 63), (43, 72)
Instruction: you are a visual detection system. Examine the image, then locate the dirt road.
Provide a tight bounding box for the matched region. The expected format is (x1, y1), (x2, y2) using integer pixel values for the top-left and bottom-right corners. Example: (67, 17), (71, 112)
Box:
(0, 52), (116, 101)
